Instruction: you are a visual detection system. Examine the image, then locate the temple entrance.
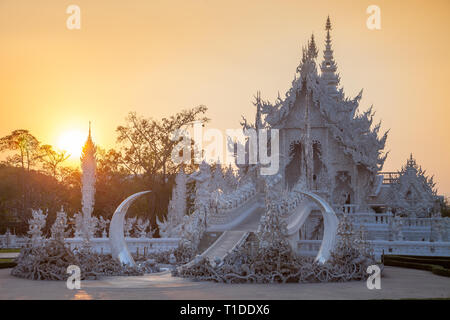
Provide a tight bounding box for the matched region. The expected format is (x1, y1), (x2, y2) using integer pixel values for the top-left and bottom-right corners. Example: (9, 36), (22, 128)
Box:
(332, 171), (354, 209)
(299, 211), (324, 240)
(312, 141), (325, 190)
(285, 141), (304, 190)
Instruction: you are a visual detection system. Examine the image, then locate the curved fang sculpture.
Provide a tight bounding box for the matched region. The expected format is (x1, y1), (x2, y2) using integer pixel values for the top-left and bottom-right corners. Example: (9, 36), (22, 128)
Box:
(109, 191), (151, 267)
(295, 191), (339, 264)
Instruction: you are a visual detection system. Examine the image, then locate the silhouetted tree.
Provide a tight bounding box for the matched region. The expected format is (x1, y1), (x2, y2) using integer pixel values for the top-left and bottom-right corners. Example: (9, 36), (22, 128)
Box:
(38, 144), (70, 180)
(114, 106), (209, 230)
(0, 130), (40, 171)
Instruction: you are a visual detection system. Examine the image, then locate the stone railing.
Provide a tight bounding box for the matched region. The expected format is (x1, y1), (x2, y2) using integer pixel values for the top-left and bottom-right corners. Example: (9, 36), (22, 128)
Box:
(341, 212), (393, 225)
(65, 237), (180, 255)
(207, 194), (259, 227)
(214, 182), (257, 213)
(297, 240), (322, 254)
(372, 240), (450, 257)
(0, 234), (28, 248)
(297, 239), (450, 259)
(207, 183), (258, 226)
(333, 204), (359, 214)
(307, 211), (449, 229)
(401, 217), (449, 228)
(0, 236), (180, 254)
(269, 191), (305, 217)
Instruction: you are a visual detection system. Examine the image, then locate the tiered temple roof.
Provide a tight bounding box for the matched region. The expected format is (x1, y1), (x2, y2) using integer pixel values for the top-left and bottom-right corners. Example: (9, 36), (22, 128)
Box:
(258, 17), (388, 173)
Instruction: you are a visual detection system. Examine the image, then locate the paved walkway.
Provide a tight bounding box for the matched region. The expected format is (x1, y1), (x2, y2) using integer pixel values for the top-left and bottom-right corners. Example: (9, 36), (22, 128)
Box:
(0, 266), (449, 300)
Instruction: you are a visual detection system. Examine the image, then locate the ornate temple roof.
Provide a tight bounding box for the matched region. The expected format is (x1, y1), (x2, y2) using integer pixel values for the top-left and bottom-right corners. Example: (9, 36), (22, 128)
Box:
(383, 154), (438, 216)
(257, 17), (388, 173)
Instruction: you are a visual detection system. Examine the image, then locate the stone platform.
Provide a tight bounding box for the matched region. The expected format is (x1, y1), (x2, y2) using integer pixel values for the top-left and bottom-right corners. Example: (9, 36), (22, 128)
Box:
(0, 267), (449, 300)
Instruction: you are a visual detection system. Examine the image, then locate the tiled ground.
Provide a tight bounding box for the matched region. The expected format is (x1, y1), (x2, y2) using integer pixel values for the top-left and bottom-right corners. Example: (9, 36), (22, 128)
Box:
(0, 266), (449, 300)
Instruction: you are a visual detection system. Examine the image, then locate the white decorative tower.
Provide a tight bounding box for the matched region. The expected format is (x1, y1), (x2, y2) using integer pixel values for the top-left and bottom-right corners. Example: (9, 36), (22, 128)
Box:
(80, 122), (97, 246)
(320, 16), (340, 98)
(157, 167), (188, 237)
(28, 209), (47, 247)
(50, 206), (68, 241)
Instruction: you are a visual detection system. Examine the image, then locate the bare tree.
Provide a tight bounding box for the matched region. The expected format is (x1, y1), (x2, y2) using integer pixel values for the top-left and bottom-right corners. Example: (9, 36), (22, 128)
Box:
(115, 106), (209, 230)
(115, 105), (209, 182)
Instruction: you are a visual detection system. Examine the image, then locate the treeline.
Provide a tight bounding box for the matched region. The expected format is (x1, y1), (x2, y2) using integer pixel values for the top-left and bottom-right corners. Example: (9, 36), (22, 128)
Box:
(0, 106), (208, 236)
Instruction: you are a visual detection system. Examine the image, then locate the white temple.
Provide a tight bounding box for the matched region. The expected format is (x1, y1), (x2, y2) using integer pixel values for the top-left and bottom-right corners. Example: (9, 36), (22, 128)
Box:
(161, 16), (449, 261)
(6, 17), (448, 263)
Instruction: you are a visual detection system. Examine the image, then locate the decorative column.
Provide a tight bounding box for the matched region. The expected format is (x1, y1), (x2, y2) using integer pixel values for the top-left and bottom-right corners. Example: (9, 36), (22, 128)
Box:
(80, 122), (96, 247)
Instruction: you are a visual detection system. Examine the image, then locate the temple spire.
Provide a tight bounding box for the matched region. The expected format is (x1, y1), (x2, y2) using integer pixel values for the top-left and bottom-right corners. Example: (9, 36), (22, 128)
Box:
(255, 91), (263, 165)
(81, 121), (97, 248)
(321, 16), (340, 96)
(407, 153), (416, 168)
(307, 34), (318, 60)
(255, 91), (262, 131)
(326, 15), (332, 31)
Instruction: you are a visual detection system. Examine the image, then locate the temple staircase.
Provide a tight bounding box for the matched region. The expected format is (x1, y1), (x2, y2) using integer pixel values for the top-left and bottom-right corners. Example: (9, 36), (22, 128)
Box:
(201, 230), (248, 261)
(181, 204), (264, 268)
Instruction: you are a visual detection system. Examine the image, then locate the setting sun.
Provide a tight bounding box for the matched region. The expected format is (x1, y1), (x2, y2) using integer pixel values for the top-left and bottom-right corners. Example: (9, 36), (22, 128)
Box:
(57, 130), (86, 159)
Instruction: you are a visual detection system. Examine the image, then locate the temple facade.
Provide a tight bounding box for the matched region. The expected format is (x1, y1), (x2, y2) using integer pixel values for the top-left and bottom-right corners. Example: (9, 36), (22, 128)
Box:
(158, 17), (448, 258)
(256, 16), (388, 212)
(371, 154), (440, 218)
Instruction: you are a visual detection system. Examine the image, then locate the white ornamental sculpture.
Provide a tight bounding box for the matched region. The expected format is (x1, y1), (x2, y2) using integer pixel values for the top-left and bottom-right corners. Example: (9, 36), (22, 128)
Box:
(178, 161), (211, 249)
(71, 212), (83, 238)
(28, 209), (47, 247)
(223, 165), (238, 192)
(98, 216), (110, 238)
(179, 208), (207, 253)
(157, 168), (187, 237)
(191, 161), (212, 212)
(210, 165), (227, 192)
(124, 217), (136, 237)
(50, 207), (68, 241)
(392, 216), (405, 241)
(147, 225), (156, 238)
(80, 122), (97, 246)
(176, 163), (211, 251)
(386, 155), (437, 218)
(88, 215), (99, 238)
(3, 229), (16, 248)
(135, 218), (150, 238)
(109, 191), (151, 266)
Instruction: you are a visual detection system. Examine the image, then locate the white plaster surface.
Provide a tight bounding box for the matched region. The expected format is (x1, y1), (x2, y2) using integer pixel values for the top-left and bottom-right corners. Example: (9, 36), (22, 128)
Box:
(0, 267), (449, 300)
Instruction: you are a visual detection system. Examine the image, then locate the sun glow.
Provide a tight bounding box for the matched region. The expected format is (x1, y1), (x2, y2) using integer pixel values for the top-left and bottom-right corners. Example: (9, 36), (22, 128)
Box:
(57, 130), (86, 159)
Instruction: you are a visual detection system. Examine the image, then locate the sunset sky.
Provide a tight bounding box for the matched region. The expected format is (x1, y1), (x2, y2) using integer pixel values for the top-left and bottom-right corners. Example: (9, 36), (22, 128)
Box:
(0, 0), (449, 196)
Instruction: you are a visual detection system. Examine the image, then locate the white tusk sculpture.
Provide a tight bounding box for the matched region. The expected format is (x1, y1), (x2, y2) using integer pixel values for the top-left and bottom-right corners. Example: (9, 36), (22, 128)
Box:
(109, 191), (151, 267)
(296, 191), (339, 264)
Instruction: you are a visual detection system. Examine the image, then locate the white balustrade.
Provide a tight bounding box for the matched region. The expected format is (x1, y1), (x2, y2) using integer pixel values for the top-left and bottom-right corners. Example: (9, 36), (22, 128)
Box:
(297, 239), (450, 259)
(0, 236), (180, 254)
(333, 204), (359, 214)
(208, 183), (257, 226)
(65, 237), (180, 255)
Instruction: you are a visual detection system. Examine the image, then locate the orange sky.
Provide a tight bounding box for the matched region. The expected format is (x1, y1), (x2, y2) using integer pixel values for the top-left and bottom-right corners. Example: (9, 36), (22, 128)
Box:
(0, 0), (449, 196)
